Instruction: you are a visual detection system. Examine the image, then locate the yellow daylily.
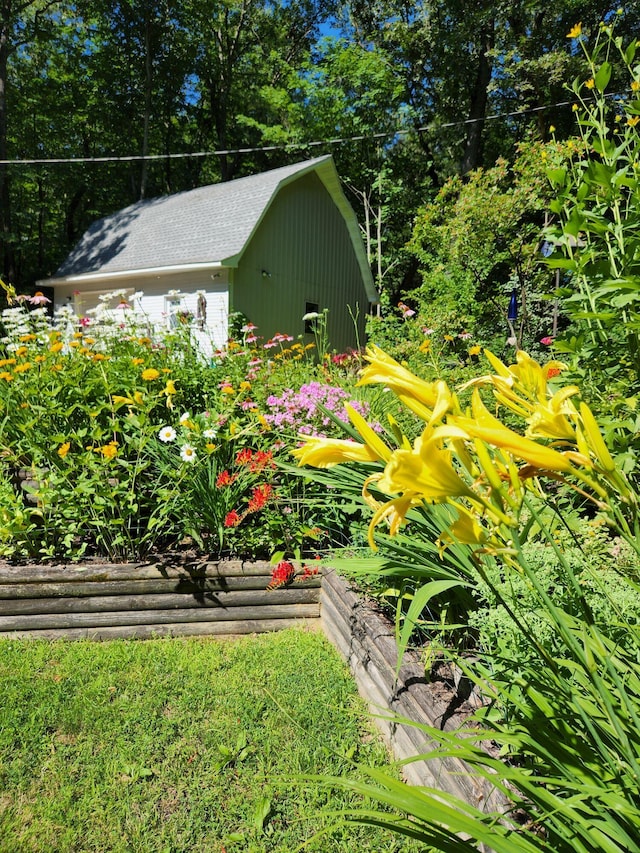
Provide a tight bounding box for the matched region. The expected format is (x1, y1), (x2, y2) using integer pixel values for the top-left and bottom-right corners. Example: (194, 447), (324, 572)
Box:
(463, 350), (570, 420)
(377, 426), (476, 502)
(450, 390), (574, 473)
(366, 494), (416, 549)
(526, 386), (580, 441)
(358, 344), (453, 425)
(292, 436), (380, 468)
(344, 403), (392, 463)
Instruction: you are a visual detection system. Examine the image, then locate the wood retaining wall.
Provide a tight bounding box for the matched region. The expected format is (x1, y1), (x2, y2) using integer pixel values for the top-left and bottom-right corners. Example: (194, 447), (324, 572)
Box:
(320, 569), (505, 815)
(0, 560), (321, 640)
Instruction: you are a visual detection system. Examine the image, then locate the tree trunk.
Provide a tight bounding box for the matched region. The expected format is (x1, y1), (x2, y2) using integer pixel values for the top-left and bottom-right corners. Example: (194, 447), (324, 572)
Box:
(0, 0), (14, 284)
(461, 19), (494, 175)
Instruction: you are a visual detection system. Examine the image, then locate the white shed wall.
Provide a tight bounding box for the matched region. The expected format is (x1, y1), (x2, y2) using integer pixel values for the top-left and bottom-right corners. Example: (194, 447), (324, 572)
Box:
(52, 270), (230, 357)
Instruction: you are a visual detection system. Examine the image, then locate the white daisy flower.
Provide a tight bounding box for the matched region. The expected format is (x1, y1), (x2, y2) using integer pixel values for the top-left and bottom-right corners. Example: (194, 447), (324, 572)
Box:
(180, 444), (197, 463)
(158, 426), (176, 443)
(203, 428), (217, 439)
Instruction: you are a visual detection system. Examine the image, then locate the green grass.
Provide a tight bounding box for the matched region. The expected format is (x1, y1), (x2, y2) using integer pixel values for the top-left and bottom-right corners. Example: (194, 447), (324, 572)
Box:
(0, 627), (420, 853)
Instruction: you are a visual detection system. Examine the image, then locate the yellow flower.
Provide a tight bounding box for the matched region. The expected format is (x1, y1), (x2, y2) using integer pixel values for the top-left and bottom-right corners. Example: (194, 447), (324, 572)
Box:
(632, 81), (640, 92)
(468, 345), (482, 356)
(572, 103), (579, 112)
(0, 372), (13, 381)
(138, 337), (151, 346)
(13, 362), (31, 373)
(345, 403), (392, 463)
(15, 346), (27, 356)
(131, 357), (144, 366)
(450, 390), (574, 473)
(419, 339), (431, 353)
(92, 354), (107, 362)
(566, 22), (582, 38)
(627, 116), (640, 127)
(292, 436), (380, 468)
(205, 443), (216, 453)
(377, 427), (475, 501)
(73, 332), (83, 339)
(0, 358), (15, 367)
(240, 381), (251, 391)
(99, 441), (118, 459)
(141, 368), (160, 381)
(526, 386), (580, 441)
(34, 355), (45, 363)
(51, 364), (63, 371)
(358, 345), (453, 425)
(58, 442), (70, 459)
(584, 78), (595, 89)
(221, 385), (235, 395)
(49, 342), (64, 353)
(69, 341), (80, 348)
(112, 395), (134, 406)
(19, 334), (36, 342)
(84, 337), (95, 344)
(549, 125), (556, 133)
(444, 334), (454, 342)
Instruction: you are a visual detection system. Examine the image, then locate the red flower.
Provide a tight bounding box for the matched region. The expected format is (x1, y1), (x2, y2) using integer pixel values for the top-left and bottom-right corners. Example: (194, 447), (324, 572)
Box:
(235, 448), (253, 466)
(249, 450), (274, 472)
(224, 510), (241, 527)
(247, 483), (272, 513)
(216, 470), (234, 488)
(546, 366), (561, 379)
(266, 561), (296, 591)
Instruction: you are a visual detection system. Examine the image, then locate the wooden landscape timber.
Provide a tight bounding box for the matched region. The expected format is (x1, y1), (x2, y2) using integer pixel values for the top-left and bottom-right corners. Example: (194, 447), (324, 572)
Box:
(0, 559), (321, 640)
(320, 568), (506, 816)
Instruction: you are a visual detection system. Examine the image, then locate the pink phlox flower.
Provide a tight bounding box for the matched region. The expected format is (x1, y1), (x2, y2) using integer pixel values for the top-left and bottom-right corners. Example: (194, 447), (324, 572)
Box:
(540, 336), (554, 346)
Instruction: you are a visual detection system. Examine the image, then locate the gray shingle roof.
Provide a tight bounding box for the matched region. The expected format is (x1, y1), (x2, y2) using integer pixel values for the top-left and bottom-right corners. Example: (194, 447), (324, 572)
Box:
(54, 156), (338, 278)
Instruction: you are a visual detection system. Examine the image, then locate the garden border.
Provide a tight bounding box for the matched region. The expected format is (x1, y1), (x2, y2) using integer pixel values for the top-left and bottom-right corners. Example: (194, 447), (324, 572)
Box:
(320, 569), (505, 813)
(0, 558), (321, 640)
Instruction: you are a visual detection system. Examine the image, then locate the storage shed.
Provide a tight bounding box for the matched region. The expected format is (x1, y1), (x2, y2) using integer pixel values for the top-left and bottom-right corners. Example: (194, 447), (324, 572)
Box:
(43, 156), (377, 354)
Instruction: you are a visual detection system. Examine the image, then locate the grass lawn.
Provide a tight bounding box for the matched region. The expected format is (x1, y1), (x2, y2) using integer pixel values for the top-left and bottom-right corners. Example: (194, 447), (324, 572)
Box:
(0, 626), (420, 853)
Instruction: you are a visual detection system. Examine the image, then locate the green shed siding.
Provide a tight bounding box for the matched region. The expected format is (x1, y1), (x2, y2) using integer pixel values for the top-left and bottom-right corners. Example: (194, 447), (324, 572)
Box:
(231, 173), (369, 352)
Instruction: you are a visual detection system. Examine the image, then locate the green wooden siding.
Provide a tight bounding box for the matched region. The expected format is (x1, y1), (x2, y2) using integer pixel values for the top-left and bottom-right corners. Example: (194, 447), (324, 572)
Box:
(231, 173), (369, 352)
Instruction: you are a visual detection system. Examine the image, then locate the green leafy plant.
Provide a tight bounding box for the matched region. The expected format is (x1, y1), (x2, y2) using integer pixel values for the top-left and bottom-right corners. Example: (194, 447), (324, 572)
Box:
(545, 19), (640, 464)
(294, 343), (640, 850)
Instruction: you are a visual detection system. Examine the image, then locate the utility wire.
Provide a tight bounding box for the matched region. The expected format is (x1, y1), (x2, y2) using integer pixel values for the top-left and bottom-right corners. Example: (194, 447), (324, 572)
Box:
(0, 93), (623, 167)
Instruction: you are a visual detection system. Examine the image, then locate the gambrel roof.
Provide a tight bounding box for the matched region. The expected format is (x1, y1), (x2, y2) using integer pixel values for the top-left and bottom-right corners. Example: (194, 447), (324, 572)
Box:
(52, 155), (377, 302)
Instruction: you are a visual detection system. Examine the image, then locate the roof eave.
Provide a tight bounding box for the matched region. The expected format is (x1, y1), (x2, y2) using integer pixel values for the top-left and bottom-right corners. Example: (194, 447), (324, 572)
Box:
(43, 260), (228, 288)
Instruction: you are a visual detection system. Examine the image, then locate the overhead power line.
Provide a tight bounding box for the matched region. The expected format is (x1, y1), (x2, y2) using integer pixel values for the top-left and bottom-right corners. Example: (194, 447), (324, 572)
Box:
(0, 94), (620, 167)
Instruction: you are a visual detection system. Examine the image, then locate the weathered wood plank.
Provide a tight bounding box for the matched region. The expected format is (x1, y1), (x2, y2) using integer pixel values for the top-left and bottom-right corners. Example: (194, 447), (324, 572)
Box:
(0, 587), (320, 616)
(0, 617), (319, 641)
(0, 603), (320, 632)
(0, 559), (281, 584)
(0, 575), (321, 600)
(320, 571), (506, 812)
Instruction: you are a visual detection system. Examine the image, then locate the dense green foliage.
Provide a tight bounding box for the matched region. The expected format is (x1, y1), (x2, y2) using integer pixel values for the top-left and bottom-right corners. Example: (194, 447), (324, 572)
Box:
(1, 2), (636, 304)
